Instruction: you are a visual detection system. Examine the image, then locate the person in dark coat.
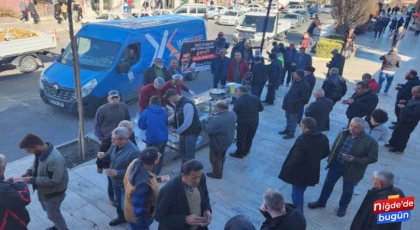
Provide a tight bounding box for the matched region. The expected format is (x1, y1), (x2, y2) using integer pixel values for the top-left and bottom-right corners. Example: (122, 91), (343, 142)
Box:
(277, 43), (286, 56)
(279, 118), (330, 213)
(230, 39), (246, 59)
(387, 7), (391, 14)
(391, 69), (420, 126)
(397, 17), (404, 28)
(322, 68), (347, 105)
(404, 16), (411, 29)
(292, 47), (312, 81)
(259, 189), (306, 230)
(350, 170), (404, 230)
(387, 86), (420, 153)
(230, 86), (264, 159)
(27, 0), (39, 24)
(211, 48), (231, 88)
(263, 53), (283, 105)
(250, 56), (266, 99)
(54, 2), (62, 24)
(388, 17), (398, 33)
(373, 18), (385, 39)
(390, 26), (405, 48)
(282, 43), (298, 86)
(342, 27), (356, 59)
(224, 215), (256, 230)
(381, 16), (391, 34)
(215, 32), (227, 53)
(305, 88), (334, 132)
(327, 49), (346, 77)
(279, 69), (310, 139)
(297, 66), (316, 124)
(143, 58), (171, 86)
(343, 81), (379, 124)
(155, 160), (212, 230)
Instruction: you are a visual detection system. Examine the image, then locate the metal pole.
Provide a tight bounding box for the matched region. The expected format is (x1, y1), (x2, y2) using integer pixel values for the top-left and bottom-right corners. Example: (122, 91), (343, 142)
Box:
(260, 0), (272, 51)
(68, 0), (86, 160)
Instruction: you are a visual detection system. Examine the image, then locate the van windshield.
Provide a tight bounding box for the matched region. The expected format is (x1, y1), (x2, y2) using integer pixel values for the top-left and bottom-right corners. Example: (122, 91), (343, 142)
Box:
(60, 37), (121, 71)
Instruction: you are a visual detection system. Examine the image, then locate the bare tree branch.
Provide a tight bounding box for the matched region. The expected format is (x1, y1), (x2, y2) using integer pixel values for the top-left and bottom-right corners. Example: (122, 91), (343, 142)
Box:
(331, 0), (377, 34)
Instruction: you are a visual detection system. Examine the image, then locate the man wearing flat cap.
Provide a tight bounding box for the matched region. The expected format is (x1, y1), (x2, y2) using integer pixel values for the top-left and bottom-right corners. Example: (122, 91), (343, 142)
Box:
(160, 74), (196, 107)
(327, 49), (345, 77)
(263, 53), (283, 105)
(143, 58), (171, 86)
(164, 89), (202, 173)
(279, 69), (310, 140)
(139, 77), (165, 112)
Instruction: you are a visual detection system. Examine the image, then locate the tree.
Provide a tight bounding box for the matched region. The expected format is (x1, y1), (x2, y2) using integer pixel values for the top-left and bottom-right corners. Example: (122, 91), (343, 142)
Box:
(331, 0), (377, 35)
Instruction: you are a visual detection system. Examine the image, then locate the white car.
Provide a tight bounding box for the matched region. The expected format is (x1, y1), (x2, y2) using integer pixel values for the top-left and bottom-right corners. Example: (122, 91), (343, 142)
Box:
(321, 4), (332, 13)
(152, 9), (174, 16)
(81, 12), (134, 25)
(283, 4), (306, 14)
(218, 10), (244, 26)
(282, 13), (303, 28)
(246, 4), (266, 12)
(228, 5), (249, 13)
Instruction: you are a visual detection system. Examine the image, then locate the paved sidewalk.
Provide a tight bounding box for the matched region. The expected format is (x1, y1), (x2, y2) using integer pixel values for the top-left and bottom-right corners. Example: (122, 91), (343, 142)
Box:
(5, 28), (420, 230)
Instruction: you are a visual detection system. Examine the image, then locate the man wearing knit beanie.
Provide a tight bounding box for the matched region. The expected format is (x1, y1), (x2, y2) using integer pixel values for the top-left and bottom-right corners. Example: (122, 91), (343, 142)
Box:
(279, 69), (310, 139)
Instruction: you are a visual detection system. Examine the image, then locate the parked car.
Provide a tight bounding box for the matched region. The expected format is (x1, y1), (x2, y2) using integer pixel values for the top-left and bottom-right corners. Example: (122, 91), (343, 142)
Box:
(81, 13), (134, 26)
(152, 9), (174, 16)
(265, 2), (279, 14)
(246, 4), (266, 12)
(307, 7), (319, 18)
(218, 10), (244, 26)
(283, 4), (306, 14)
(208, 6), (226, 19)
(294, 10), (310, 22)
(320, 4), (332, 13)
(407, 7), (415, 16)
(282, 13), (303, 28)
(174, 4), (208, 17)
(228, 5), (249, 12)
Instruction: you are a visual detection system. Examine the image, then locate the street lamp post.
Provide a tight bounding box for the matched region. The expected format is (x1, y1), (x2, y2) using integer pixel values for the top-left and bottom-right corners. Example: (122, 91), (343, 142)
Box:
(260, 0), (273, 51)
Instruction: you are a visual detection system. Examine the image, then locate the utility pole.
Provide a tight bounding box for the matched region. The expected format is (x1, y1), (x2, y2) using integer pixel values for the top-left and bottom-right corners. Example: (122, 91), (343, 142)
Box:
(99, 0), (104, 14)
(260, 0), (273, 51)
(67, 0), (87, 160)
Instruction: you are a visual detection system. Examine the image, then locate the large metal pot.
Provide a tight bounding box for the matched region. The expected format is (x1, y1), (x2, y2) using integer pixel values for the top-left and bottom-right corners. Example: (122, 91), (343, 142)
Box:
(208, 88), (225, 100)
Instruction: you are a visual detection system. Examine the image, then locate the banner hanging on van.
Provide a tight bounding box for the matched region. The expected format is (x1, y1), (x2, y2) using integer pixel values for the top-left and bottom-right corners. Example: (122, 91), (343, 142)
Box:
(179, 40), (217, 73)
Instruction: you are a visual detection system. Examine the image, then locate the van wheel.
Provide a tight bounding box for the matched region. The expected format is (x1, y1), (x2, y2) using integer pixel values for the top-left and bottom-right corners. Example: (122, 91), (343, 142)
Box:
(214, 15), (219, 20)
(19, 56), (38, 73)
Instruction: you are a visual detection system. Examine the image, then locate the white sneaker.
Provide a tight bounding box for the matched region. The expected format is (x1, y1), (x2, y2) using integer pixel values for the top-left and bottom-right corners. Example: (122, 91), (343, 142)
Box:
(353, 187), (360, 195)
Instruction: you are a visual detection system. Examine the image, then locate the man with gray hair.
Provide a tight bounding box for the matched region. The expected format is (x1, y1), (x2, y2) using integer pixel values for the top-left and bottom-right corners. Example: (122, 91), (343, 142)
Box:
(259, 188), (306, 229)
(305, 88), (334, 132)
(202, 100), (237, 179)
(138, 77), (165, 112)
(308, 117), (378, 217)
(0, 154), (32, 230)
(160, 74), (195, 107)
(143, 57), (171, 85)
(322, 67), (347, 105)
(211, 48), (230, 88)
(97, 127), (141, 226)
(350, 170), (405, 230)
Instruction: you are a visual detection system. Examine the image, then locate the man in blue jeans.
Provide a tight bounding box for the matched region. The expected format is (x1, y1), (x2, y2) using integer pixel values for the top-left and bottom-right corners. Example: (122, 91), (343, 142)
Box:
(278, 117), (330, 213)
(378, 47), (401, 94)
(308, 117), (378, 217)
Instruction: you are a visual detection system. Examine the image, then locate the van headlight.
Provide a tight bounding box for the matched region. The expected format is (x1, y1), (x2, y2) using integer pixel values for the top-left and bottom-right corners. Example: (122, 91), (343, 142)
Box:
(39, 71), (45, 90)
(81, 79), (98, 97)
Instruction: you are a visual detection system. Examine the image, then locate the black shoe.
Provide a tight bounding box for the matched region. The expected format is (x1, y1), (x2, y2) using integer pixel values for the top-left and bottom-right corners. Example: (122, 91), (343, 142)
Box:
(392, 121), (398, 125)
(278, 129), (289, 135)
(244, 151), (250, 156)
(46, 227), (58, 230)
(389, 125), (396, 129)
(109, 218), (127, 226)
(283, 134), (294, 139)
(230, 152), (244, 159)
(389, 148), (404, 153)
(308, 201), (326, 209)
(206, 172), (222, 179)
(384, 144), (392, 148)
(337, 207), (347, 217)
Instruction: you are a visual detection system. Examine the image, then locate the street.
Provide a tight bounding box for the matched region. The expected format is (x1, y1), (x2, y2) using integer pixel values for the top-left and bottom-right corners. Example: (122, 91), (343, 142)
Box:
(0, 14), (333, 162)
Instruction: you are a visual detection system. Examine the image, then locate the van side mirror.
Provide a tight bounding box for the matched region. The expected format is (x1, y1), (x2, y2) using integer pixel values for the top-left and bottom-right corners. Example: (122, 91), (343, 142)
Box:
(117, 61), (130, 74)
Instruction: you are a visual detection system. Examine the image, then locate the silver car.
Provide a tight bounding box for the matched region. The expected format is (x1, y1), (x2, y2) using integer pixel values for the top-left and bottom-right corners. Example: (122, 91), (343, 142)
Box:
(282, 13), (303, 28)
(208, 6), (227, 20)
(294, 10), (310, 22)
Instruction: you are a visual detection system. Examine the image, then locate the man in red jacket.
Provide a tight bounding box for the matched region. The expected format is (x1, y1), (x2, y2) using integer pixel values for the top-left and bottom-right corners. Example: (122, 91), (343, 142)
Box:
(160, 74), (195, 107)
(227, 51), (249, 83)
(362, 73), (378, 93)
(138, 77), (165, 112)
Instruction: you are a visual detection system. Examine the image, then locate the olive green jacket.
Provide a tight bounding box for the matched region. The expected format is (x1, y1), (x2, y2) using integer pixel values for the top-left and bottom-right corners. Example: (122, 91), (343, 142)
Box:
(326, 130), (378, 182)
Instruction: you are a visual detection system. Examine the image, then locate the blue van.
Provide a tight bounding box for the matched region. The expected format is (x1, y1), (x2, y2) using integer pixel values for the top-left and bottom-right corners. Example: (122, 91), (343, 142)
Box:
(39, 15), (207, 114)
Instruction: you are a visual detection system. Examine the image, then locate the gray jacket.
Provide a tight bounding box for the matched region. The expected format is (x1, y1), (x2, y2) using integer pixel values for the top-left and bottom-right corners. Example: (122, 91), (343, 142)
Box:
(363, 116), (389, 146)
(19, 1), (27, 11)
(202, 111), (237, 152)
(103, 141), (141, 186)
(27, 144), (69, 200)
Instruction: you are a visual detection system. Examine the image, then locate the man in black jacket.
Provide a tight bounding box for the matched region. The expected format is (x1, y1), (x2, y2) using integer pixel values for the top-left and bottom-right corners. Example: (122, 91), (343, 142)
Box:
(387, 86), (420, 153)
(342, 81), (379, 125)
(282, 43), (298, 86)
(297, 66), (316, 124)
(0, 154), (31, 230)
(292, 48), (312, 87)
(305, 88), (334, 132)
(327, 49), (345, 77)
(322, 67), (347, 105)
(350, 170), (404, 230)
(378, 47), (401, 94)
(155, 160), (212, 230)
(279, 118), (330, 213)
(230, 86), (264, 158)
(143, 58), (171, 86)
(263, 53), (283, 105)
(279, 69), (310, 139)
(259, 189), (306, 230)
(391, 69), (420, 126)
(54, 2), (62, 24)
(250, 56), (266, 98)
